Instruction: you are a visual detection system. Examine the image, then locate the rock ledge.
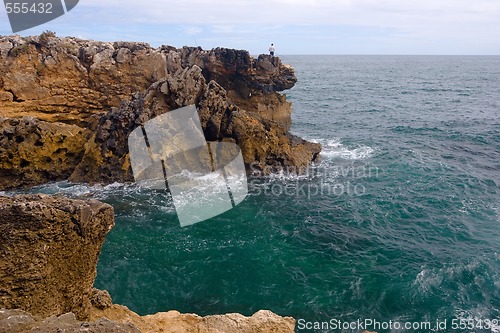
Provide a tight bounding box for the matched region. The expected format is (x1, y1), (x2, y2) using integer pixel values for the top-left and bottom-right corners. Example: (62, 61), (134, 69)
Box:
(0, 194), (295, 332)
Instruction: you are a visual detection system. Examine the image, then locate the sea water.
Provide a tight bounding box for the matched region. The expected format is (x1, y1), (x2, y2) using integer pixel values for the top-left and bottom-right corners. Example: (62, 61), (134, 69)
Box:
(17, 55), (500, 332)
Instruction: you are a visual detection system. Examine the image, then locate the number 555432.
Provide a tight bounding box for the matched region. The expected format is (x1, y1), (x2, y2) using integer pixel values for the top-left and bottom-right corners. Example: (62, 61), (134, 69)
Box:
(5, 2), (53, 14)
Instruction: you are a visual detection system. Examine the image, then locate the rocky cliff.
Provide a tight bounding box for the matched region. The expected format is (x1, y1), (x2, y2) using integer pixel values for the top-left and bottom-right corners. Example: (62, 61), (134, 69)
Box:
(0, 194), (296, 333)
(0, 194), (114, 320)
(0, 33), (320, 189)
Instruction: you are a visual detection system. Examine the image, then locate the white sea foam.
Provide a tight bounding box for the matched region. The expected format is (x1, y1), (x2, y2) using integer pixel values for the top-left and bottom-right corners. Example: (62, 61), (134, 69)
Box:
(246, 137), (376, 183)
(455, 309), (500, 333)
(413, 268), (444, 294)
(308, 138), (375, 160)
(322, 145), (374, 160)
(7, 171), (247, 217)
(21, 181), (171, 205)
(414, 259), (499, 332)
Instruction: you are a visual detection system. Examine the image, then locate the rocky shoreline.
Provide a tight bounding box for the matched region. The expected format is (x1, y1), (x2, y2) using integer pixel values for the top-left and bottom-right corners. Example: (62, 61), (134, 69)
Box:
(0, 33), (320, 190)
(0, 32), (321, 332)
(0, 195), (295, 332)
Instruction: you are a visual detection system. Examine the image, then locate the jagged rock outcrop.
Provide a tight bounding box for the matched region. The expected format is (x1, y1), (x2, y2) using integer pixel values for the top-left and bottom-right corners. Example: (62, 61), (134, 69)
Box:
(0, 195), (114, 320)
(0, 195), (296, 332)
(0, 35), (296, 127)
(0, 33), (320, 189)
(69, 65), (320, 184)
(89, 292), (296, 332)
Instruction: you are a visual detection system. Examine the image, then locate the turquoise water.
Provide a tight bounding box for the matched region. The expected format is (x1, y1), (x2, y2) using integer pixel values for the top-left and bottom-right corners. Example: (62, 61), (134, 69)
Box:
(12, 56), (500, 332)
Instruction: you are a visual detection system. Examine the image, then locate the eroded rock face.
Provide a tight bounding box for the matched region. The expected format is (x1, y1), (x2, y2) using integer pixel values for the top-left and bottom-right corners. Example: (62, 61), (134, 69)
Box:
(0, 35), (297, 127)
(143, 309), (296, 333)
(0, 34), (320, 189)
(69, 66), (320, 184)
(0, 36), (171, 124)
(0, 195), (114, 321)
(0, 117), (89, 190)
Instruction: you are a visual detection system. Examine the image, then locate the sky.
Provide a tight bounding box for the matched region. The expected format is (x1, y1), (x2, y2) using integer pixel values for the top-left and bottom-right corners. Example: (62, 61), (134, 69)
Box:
(1, 0), (499, 55)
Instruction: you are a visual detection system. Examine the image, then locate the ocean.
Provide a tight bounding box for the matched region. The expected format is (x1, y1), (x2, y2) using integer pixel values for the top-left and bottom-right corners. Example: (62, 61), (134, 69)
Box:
(14, 55), (500, 332)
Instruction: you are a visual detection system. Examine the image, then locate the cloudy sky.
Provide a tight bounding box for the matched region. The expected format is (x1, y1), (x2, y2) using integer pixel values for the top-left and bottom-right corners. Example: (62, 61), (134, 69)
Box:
(1, 0), (499, 54)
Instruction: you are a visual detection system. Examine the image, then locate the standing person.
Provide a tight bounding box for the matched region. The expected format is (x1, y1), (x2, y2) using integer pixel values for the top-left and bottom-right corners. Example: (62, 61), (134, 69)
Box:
(269, 43), (275, 56)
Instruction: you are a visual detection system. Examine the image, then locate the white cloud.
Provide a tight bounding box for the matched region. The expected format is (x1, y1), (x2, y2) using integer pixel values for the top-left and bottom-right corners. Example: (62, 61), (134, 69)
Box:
(75, 0), (499, 42)
(77, 0), (500, 25)
(1, 0), (498, 53)
(183, 26), (203, 35)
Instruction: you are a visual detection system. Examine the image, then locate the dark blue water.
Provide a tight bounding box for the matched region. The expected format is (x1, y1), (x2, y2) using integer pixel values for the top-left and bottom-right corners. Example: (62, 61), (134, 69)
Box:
(12, 56), (500, 332)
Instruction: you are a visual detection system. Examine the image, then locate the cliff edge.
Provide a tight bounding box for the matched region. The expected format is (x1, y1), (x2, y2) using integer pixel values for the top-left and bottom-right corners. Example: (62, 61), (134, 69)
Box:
(0, 33), (320, 189)
(0, 194), (296, 332)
